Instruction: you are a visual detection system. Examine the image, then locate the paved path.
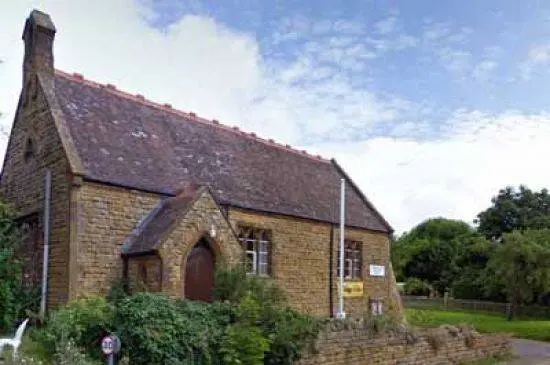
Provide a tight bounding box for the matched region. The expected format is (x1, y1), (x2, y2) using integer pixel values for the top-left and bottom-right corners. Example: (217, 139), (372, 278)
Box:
(507, 339), (550, 365)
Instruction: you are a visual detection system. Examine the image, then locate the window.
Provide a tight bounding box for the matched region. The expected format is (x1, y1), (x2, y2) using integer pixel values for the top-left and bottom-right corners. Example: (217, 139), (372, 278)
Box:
(24, 137), (36, 162)
(370, 298), (384, 316)
(138, 263), (148, 284)
(337, 240), (362, 279)
(238, 227), (271, 276)
(17, 213), (41, 288)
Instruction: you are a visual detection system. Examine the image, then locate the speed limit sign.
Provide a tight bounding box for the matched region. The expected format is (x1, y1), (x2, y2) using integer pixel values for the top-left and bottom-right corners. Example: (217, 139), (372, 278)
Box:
(101, 334), (121, 355)
(101, 335), (116, 355)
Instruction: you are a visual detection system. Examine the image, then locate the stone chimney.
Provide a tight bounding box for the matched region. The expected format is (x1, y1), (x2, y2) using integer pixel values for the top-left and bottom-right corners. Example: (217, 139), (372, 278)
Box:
(22, 10), (56, 85)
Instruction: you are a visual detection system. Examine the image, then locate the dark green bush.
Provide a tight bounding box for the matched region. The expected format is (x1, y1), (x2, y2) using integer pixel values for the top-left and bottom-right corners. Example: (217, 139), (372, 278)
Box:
(0, 202), (40, 333)
(36, 295), (114, 360)
(114, 292), (232, 365)
(215, 266), (321, 365)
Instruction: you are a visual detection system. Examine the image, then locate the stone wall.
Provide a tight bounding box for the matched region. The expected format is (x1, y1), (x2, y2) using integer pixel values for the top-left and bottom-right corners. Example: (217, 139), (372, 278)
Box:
(227, 208), (397, 318)
(127, 255), (163, 292)
(0, 75), (71, 307)
(331, 226), (394, 318)
(73, 182), (160, 296)
(297, 326), (511, 365)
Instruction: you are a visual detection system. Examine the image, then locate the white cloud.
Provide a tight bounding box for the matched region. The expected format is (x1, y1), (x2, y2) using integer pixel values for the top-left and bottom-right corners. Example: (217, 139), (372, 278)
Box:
(314, 110), (550, 232)
(520, 43), (550, 80)
(471, 60), (498, 82)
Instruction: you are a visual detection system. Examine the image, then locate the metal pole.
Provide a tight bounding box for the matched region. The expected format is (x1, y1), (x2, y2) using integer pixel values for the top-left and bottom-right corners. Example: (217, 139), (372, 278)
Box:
(40, 169), (51, 317)
(107, 354), (114, 365)
(337, 178), (346, 319)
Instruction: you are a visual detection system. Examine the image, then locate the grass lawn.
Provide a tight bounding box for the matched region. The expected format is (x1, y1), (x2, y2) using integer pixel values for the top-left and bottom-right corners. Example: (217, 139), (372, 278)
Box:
(406, 308), (550, 342)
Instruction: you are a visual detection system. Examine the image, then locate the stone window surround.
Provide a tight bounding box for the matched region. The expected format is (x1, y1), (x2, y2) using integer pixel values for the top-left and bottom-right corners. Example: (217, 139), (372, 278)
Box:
(337, 239), (363, 280)
(237, 226), (271, 276)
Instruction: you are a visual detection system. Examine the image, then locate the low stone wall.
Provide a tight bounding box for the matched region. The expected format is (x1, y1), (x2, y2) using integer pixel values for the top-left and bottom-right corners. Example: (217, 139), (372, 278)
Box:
(297, 325), (511, 365)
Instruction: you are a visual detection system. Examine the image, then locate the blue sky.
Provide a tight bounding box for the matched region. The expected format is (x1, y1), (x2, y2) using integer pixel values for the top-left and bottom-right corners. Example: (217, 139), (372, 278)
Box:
(1, 0), (550, 231)
(144, 0), (550, 141)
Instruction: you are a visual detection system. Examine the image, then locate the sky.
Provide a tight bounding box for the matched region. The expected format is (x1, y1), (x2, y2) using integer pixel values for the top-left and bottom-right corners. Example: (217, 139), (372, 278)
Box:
(1, 0), (550, 233)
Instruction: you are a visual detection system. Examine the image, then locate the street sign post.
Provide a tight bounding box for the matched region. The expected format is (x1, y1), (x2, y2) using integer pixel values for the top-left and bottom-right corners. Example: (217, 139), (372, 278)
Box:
(101, 334), (121, 365)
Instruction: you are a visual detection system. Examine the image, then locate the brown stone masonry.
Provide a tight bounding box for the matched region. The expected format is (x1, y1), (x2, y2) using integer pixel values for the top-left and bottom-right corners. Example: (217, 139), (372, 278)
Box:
(72, 182), (160, 297)
(227, 208), (398, 318)
(297, 327), (511, 365)
(0, 75), (71, 308)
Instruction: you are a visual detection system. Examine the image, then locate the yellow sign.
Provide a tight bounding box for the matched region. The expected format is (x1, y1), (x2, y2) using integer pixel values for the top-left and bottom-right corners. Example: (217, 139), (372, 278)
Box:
(338, 281), (364, 298)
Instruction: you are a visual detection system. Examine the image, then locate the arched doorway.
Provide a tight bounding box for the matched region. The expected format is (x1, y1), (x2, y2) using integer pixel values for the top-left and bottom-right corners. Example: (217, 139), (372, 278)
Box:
(184, 238), (215, 302)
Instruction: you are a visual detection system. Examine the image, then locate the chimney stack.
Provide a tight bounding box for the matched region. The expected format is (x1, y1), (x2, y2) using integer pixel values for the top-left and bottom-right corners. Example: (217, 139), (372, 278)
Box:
(22, 10), (56, 85)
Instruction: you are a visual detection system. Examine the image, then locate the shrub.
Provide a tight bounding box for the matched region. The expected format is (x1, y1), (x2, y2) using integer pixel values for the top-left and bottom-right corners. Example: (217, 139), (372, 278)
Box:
(37, 295), (114, 360)
(221, 324), (270, 365)
(215, 266), (322, 365)
(213, 264), (285, 307)
(114, 292), (232, 365)
(52, 337), (98, 365)
(404, 277), (433, 296)
(0, 202), (40, 333)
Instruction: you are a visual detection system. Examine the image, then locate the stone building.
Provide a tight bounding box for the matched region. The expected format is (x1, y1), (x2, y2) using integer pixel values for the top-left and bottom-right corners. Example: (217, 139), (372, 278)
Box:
(1, 10), (403, 318)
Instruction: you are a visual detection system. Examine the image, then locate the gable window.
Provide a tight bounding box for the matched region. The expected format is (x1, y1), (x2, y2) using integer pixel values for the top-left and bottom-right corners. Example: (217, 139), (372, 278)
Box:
(24, 137), (36, 162)
(238, 227), (271, 276)
(337, 240), (362, 280)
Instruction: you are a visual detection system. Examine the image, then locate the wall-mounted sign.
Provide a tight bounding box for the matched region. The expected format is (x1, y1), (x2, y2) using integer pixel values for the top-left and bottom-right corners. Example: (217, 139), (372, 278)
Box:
(369, 265), (386, 277)
(338, 281), (364, 298)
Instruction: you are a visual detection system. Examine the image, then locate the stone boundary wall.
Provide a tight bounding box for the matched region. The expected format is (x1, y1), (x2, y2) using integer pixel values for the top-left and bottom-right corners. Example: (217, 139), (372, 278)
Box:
(297, 325), (511, 365)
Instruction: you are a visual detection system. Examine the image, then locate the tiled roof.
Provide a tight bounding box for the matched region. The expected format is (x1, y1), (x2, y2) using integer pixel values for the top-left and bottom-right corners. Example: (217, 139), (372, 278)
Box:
(53, 70), (392, 232)
(122, 185), (204, 255)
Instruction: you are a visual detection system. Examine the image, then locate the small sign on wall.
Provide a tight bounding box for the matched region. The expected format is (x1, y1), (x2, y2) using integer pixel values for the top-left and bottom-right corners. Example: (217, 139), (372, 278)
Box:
(338, 281), (364, 298)
(369, 264), (386, 277)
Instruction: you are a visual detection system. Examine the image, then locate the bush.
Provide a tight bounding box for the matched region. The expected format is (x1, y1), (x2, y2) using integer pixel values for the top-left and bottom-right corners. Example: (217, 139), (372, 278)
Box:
(36, 296), (114, 360)
(0, 202), (40, 333)
(213, 265), (285, 307)
(215, 266), (321, 365)
(114, 292), (232, 365)
(404, 277), (433, 296)
(52, 338), (98, 365)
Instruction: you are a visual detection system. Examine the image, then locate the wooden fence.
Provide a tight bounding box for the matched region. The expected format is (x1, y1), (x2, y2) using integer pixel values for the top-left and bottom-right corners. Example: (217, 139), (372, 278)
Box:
(402, 295), (550, 319)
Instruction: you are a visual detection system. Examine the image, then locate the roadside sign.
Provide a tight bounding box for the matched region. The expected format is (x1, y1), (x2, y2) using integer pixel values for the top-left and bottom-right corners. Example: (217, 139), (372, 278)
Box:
(101, 336), (115, 355)
(101, 334), (121, 355)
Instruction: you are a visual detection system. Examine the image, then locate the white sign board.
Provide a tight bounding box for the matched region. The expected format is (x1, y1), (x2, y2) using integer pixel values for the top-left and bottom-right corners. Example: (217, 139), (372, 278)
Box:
(369, 264), (386, 277)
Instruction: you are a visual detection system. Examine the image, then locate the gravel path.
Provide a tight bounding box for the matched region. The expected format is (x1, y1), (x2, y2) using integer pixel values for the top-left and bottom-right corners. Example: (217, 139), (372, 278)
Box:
(507, 339), (550, 365)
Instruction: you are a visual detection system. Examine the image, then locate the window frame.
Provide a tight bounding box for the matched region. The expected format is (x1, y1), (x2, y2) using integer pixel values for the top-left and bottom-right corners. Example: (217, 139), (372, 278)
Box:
(238, 226), (272, 276)
(337, 239), (363, 280)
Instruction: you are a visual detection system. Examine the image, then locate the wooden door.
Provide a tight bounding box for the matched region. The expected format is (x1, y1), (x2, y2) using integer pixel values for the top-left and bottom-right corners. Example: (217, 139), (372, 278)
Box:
(184, 240), (214, 302)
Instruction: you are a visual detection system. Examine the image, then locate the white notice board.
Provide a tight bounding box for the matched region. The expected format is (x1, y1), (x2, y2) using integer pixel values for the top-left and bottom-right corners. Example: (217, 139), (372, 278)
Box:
(369, 265), (386, 277)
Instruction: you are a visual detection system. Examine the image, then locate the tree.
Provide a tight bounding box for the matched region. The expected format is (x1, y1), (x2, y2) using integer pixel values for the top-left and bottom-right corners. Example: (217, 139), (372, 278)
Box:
(476, 186), (550, 240)
(451, 235), (503, 301)
(487, 229), (550, 319)
(392, 218), (474, 293)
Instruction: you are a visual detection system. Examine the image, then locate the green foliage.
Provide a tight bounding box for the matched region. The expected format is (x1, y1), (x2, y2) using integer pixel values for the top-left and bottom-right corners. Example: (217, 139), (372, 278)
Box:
(404, 277), (433, 296)
(214, 266), (321, 365)
(392, 218), (474, 293)
(487, 229), (550, 318)
(52, 337), (98, 365)
(476, 186), (550, 239)
(114, 292), (232, 365)
(213, 264), (285, 307)
(37, 296), (114, 360)
(0, 201), (39, 333)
